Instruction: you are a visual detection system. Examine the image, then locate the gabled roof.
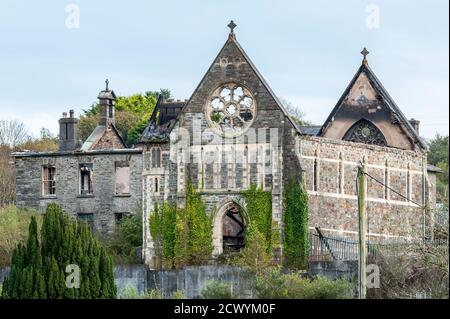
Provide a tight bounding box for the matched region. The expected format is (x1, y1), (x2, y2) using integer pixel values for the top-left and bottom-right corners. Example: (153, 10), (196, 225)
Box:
(81, 123), (127, 151)
(140, 96), (186, 143)
(172, 32), (302, 135)
(319, 62), (427, 150)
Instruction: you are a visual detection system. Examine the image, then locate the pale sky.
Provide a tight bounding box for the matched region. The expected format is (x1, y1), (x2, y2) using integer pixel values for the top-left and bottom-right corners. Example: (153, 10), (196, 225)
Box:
(0, 0), (448, 139)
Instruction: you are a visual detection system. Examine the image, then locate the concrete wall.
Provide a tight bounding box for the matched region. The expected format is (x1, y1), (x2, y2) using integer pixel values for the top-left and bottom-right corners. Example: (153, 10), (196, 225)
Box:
(14, 150), (143, 234)
(147, 266), (254, 299)
(0, 265), (254, 299)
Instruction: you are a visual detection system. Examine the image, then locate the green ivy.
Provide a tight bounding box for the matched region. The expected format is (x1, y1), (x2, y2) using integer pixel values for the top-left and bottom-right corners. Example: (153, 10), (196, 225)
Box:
(283, 178), (309, 269)
(242, 185), (273, 254)
(151, 180), (213, 269)
(150, 202), (177, 269)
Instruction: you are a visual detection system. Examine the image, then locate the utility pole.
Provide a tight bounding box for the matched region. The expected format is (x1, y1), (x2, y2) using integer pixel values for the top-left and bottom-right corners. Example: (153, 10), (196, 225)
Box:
(357, 161), (367, 299)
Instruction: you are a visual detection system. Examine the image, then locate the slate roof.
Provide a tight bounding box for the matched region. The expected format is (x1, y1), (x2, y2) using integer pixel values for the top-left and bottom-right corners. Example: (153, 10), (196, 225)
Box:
(299, 125), (322, 136)
(427, 164), (444, 173)
(319, 62), (427, 150)
(81, 124), (126, 151)
(140, 96), (186, 143)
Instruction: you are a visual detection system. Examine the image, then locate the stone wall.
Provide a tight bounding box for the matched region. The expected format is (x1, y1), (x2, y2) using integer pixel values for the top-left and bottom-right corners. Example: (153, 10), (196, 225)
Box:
(298, 135), (428, 240)
(14, 149), (143, 234)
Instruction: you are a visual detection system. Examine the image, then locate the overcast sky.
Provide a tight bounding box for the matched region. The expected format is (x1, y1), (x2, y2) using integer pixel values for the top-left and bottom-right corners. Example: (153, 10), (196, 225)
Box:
(0, 0), (448, 139)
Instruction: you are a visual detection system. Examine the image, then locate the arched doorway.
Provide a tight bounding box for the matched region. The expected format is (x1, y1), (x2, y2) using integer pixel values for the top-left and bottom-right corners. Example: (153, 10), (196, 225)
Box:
(212, 202), (246, 256)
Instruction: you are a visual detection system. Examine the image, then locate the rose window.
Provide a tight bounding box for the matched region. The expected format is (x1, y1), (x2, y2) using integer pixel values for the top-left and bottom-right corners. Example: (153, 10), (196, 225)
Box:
(206, 83), (256, 136)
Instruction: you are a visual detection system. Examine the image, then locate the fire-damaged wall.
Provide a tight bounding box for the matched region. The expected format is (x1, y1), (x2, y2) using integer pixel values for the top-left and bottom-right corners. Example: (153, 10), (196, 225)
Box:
(298, 135), (430, 240)
(14, 150), (143, 234)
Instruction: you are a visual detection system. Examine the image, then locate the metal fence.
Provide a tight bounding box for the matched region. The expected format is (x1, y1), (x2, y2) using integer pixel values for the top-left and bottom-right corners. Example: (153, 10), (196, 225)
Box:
(308, 231), (448, 262)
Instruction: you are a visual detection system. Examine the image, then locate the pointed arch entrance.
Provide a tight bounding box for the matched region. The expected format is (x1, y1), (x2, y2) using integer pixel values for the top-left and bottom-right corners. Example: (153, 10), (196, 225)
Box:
(212, 201), (247, 256)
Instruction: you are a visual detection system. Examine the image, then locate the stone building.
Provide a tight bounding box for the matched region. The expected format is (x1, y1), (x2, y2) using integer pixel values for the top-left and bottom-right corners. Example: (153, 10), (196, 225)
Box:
(139, 22), (440, 267)
(13, 22), (440, 268)
(13, 84), (143, 234)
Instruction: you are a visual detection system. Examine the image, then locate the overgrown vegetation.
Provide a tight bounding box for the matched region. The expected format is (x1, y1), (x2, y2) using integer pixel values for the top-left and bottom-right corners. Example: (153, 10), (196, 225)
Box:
(1, 203), (116, 299)
(149, 202), (176, 269)
(0, 205), (41, 267)
(201, 279), (233, 299)
(149, 180), (213, 269)
(78, 89), (171, 147)
(118, 285), (185, 299)
(102, 212), (143, 264)
(367, 243), (449, 299)
(242, 185), (273, 254)
(283, 178), (309, 269)
(253, 267), (352, 299)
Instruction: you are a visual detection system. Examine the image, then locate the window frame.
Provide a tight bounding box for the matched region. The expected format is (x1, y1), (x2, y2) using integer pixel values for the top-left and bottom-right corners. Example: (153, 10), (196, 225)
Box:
(79, 163), (94, 196)
(42, 165), (56, 197)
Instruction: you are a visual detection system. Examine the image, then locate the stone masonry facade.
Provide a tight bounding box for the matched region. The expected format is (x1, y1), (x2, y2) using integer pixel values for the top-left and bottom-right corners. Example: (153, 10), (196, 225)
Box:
(14, 150), (142, 235)
(12, 23), (439, 269)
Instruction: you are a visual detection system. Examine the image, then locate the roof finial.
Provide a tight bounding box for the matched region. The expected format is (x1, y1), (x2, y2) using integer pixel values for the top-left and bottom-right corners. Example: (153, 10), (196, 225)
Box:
(361, 47), (369, 65)
(105, 78), (109, 91)
(228, 20), (237, 38)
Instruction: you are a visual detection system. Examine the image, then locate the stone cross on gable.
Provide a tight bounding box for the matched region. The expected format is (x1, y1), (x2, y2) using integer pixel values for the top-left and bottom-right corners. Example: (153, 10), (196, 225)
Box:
(105, 79), (109, 91)
(361, 47), (369, 65)
(228, 20), (237, 36)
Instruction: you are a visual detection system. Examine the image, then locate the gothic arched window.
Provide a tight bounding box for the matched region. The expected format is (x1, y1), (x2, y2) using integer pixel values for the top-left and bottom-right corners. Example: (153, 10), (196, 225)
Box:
(205, 83), (256, 137)
(343, 119), (387, 146)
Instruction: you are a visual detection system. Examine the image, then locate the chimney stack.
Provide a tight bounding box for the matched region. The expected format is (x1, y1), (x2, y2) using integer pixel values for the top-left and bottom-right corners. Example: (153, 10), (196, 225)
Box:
(59, 109), (79, 151)
(409, 118), (420, 135)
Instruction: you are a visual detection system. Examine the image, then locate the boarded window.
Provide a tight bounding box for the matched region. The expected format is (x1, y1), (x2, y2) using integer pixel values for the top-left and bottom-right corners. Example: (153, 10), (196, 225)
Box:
(78, 213), (94, 231)
(42, 166), (56, 196)
(115, 161), (130, 194)
(79, 163), (93, 195)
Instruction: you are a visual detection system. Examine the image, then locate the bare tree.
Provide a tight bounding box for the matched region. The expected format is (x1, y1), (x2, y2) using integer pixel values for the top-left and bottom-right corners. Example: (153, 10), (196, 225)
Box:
(279, 98), (311, 126)
(0, 120), (29, 149)
(0, 145), (15, 206)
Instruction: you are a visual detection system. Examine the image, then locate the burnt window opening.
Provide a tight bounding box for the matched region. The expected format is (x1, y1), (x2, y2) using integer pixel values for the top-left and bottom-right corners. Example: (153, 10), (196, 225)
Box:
(222, 206), (245, 253)
(154, 177), (159, 194)
(42, 166), (56, 196)
(115, 161), (130, 195)
(108, 104), (113, 118)
(114, 212), (130, 224)
(145, 145), (151, 170)
(77, 213), (94, 231)
(79, 163), (93, 195)
(151, 146), (162, 168)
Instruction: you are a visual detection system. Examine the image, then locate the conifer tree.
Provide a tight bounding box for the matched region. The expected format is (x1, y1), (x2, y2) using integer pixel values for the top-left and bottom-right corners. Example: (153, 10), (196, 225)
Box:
(1, 203), (116, 299)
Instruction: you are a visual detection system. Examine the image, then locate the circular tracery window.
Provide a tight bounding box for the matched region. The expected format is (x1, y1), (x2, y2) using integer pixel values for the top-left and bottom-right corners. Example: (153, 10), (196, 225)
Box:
(206, 83), (256, 137)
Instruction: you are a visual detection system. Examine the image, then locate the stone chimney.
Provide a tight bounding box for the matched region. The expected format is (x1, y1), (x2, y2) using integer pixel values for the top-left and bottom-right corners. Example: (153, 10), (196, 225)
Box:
(59, 109), (79, 151)
(409, 118), (420, 135)
(98, 79), (117, 127)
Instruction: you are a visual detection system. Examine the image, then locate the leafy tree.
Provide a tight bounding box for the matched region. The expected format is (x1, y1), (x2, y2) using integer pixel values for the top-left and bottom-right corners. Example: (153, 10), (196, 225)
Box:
(1, 203), (116, 299)
(102, 212), (142, 264)
(78, 89), (171, 147)
(427, 134), (449, 207)
(283, 178), (309, 269)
